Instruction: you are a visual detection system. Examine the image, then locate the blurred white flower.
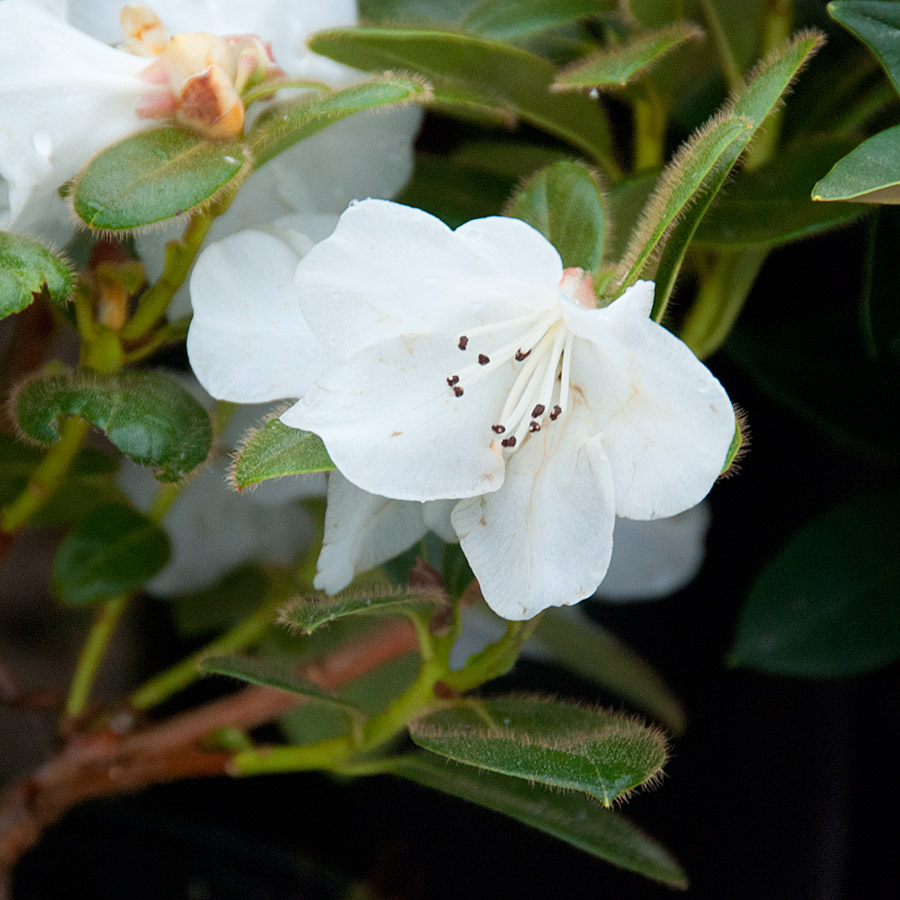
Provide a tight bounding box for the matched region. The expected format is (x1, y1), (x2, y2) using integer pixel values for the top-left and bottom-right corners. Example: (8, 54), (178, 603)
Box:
(188, 199), (735, 620)
(0, 0), (420, 262)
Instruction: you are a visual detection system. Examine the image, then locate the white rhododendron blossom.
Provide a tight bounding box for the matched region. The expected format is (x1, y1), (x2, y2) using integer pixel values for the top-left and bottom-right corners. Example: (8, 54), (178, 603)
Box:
(0, 0), (419, 249)
(188, 199), (736, 620)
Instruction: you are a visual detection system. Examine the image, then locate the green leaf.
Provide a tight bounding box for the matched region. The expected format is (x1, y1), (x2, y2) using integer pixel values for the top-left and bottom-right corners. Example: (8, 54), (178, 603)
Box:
(249, 74), (431, 170)
(15, 370), (212, 482)
(233, 419), (334, 490)
(386, 754), (687, 887)
(648, 32), (824, 318)
(51, 501), (170, 606)
(200, 654), (365, 719)
(829, 1), (900, 94)
(72, 127), (246, 231)
(427, 83), (518, 128)
(505, 161), (606, 271)
(307, 28), (617, 172)
(553, 23), (704, 90)
(409, 696), (668, 805)
(695, 136), (868, 246)
(280, 586), (446, 635)
(729, 487), (900, 677)
(534, 610), (685, 735)
(0, 232), (73, 319)
(463, 0), (615, 40)
(812, 125), (900, 204)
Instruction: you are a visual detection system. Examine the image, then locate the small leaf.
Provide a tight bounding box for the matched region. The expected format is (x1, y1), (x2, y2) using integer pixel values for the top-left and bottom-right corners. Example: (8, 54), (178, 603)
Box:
(0, 232), (73, 319)
(280, 586), (446, 635)
(829, 1), (900, 94)
(200, 654), (365, 719)
(233, 419), (335, 490)
(463, 0), (615, 40)
(534, 609), (685, 735)
(15, 370), (212, 482)
(410, 696), (668, 805)
(249, 74), (432, 170)
(72, 127), (246, 231)
(696, 136), (868, 245)
(720, 413), (746, 476)
(307, 28), (617, 171)
(812, 125), (900, 204)
(729, 487), (900, 677)
(554, 23), (704, 90)
(386, 754), (687, 887)
(51, 501), (170, 606)
(505, 161), (606, 271)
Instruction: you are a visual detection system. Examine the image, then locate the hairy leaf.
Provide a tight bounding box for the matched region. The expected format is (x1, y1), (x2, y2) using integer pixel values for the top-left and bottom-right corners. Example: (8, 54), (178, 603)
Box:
(0, 232), (73, 319)
(233, 419), (335, 490)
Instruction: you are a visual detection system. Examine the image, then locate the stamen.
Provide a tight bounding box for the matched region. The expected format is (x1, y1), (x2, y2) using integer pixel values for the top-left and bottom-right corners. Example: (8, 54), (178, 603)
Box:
(532, 404), (545, 418)
(558, 333), (574, 417)
(458, 336), (469, 350)
(478, 354), (490, 365)
(501, 436), (517, 448)
(453, 386), (464, 397)
(529, 422), (541, 433)
(550, 405), (562, 420)
(515, 349), (531, 361)
(491, 425), (506, 434)
(447, 375), (459, 386)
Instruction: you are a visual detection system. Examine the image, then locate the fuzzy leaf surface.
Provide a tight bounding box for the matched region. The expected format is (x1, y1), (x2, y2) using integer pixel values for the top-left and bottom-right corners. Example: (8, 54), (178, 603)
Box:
(409, 696), (667, 805)
(233, 419), (334, 489)
(387, 754), (687, 887)
(72, 127), (246, 231)
(463, 0), (615, 39)
(281, 588), (446, 635)
(15, 370), (212, 482)
(307, 28), (615, 169)
(554, 23), (703, 89)
(249, 74), (431, 170)
(505, 161), (606, 271)
(812, 125), (900, 204)
(51, 501), (169, 606)
(729, 488), (900, 677)
(0, 233), (73, 319)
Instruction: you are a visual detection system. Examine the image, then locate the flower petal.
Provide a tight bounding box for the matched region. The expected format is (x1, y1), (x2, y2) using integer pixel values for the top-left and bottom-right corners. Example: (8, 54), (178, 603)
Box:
(295, 199), (563, 358)
(314, 472), (429, 594)
(451, 401), (616, 620)
(281, 330), (512, 500)
(187, 227), (328, 403)
(564, 281), (735, 519)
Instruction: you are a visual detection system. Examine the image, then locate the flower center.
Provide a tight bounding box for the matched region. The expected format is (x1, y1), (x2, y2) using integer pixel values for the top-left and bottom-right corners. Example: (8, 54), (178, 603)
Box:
(121, 4), (281, 139)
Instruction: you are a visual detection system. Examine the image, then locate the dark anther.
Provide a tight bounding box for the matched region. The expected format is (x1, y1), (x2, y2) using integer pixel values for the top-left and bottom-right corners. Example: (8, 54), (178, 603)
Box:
(446, 375), (459, 386)
(501, 436), (517, 448)
(453, 386), (464, 397)
(529, 421), (541, 433)
(491, 424), (506, 434)
(515, 348), (531, 361)
(549, 405), (562, 420)
(531, 404), (545, 418)
(478, 354), (490, 365)
(458, 336), (469, 350)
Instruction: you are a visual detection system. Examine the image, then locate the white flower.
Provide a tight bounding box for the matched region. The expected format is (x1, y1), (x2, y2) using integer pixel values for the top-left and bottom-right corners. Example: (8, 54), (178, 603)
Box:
(188, 199), (735, 620)
(0, 0), (419, 252)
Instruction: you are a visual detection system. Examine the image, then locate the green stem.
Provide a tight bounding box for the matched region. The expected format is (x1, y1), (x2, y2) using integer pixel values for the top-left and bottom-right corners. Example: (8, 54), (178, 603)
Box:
(121, 196), (232, 341)
(1, 417), (90, 535)
(632, 81), (667, 172)
(680, 248), (768, 358)
(699, 0), (743, 91)
(64, 595), (129, 723)
(129, 590), (287, 711)
(123, 317), (191, 365)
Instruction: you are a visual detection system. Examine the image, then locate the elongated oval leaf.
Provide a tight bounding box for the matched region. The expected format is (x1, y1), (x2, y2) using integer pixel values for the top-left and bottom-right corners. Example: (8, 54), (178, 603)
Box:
(505, 161), (606, 271)
(0, 233), (73, 319)
(200, 654), (365, 718)
(307, 28), (617, 172)
(249, 74), (431, 170)
(554, 23), (704, 90)
(829, 1), (900, 94)
(410, 696), (667, 805)
(463, 0), (615, 39)
(233, 419), (334, 490)
(696, 136), (867, 245)
(280, 587), (446, 635)
(728, 488), (900, 677)
(387, 754), (687, 887)
(73, 127), (246, 231)
(812, 125), (900, 204)
(535, 609), (685, 734)
(15, 370), (212, 481)
(51, 501), (169, 606)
